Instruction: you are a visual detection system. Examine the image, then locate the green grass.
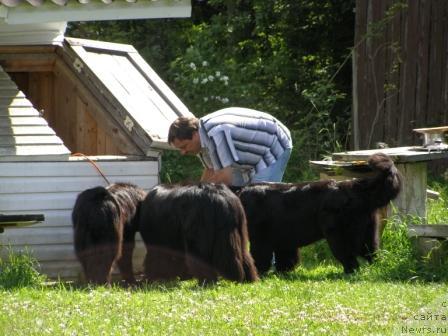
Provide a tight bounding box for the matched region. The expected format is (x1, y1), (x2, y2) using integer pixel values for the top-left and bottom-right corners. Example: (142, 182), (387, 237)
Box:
(1, 182), (448, 335)
(0, 271), (447, 335)
(0, 247), (46, 290)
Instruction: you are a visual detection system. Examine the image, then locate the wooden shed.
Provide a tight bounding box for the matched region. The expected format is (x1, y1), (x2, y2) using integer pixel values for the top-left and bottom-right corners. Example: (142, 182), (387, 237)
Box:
(353, 0), (448, 149)
(0, 37), (191, 280)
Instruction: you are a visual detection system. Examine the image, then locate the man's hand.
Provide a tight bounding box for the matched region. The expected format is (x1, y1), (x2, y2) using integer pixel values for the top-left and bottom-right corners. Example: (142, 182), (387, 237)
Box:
(200, 167), (233, 185)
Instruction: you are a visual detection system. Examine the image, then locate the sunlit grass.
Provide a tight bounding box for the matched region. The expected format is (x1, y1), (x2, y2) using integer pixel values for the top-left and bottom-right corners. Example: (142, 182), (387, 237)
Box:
(1, 181), (447, 335)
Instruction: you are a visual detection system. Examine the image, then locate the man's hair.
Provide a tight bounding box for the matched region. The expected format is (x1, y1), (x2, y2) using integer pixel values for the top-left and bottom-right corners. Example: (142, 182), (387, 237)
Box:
(168, 116), (199, 144)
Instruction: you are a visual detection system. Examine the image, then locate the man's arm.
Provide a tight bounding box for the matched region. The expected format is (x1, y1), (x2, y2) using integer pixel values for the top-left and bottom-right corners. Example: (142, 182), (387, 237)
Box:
(200, 167), (233, 185)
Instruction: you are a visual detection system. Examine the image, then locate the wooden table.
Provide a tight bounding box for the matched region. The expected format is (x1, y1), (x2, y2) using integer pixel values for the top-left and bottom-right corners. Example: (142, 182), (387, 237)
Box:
(310, 146), (448, 220)
(0, 214), (45, 233)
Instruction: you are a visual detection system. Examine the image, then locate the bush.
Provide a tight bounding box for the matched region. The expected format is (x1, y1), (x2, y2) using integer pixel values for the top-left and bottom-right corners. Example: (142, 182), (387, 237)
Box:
(0, 247), (46, 289)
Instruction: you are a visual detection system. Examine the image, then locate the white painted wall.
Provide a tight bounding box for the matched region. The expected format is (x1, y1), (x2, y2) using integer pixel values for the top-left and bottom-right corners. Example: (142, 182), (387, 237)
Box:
(0, 157), (159, 281)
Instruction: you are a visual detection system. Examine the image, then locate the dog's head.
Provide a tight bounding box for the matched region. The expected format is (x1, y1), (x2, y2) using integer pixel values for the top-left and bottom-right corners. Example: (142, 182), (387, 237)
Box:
(72, 186), (123, 285)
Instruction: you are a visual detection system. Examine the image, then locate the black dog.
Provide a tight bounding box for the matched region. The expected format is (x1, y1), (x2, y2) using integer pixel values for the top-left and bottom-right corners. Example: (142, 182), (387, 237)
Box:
(235, 153), (401, 274)
(138, 183), (259, 284)
(72, 183), (146, 285)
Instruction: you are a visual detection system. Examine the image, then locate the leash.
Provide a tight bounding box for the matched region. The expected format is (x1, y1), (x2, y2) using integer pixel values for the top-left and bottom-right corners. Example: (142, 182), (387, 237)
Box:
(72, 153), (111, 185)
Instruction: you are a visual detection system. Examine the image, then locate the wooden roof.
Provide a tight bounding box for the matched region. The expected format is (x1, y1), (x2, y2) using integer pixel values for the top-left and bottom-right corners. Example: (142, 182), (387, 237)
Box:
(0, 0), (191, 24)
(0, 65), (71, 161)
(0, 38), (191, 159)
(61, 37), (192, 151)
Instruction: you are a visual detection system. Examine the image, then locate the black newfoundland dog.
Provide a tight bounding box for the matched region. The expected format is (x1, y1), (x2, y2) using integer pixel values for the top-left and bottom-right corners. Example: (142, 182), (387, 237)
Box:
(138, 183), (259, 284)
(235, 153), (402, 274)
(72, 182), (146, 285)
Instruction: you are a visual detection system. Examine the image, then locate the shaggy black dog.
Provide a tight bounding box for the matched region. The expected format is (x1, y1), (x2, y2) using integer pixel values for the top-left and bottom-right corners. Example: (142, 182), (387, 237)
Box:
(235, 153), (402, 274)
(72, 183), (146, 285)
(138, 183), (259, 284)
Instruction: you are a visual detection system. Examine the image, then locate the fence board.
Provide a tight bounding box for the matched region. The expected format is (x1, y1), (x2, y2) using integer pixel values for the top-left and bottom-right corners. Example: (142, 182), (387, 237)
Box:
(354, 0), (448, 150)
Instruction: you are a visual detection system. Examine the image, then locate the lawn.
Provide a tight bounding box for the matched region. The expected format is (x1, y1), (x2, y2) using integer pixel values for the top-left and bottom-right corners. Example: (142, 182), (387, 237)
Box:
(0, 266), (446, 335)
(1, 184), (447, 336)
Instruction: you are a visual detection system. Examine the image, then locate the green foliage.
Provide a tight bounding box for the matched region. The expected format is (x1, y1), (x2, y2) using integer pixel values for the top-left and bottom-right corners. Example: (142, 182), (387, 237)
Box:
(159, 150), (202, 183)
(427, 180), (448, 225)
(68, 1), (356, 182)
(0, 247), (45, 289)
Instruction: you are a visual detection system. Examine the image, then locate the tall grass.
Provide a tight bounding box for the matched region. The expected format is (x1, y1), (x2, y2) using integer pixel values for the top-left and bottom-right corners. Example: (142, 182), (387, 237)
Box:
(0, 247), (46, 289)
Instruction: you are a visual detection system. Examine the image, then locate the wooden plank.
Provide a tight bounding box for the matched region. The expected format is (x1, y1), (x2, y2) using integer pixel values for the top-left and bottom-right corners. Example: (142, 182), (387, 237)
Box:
(394, 162), (427, 218)
(408, 224), (448, 238)
(0, 89), (23, 98)
(427, 0), (444, 126)
(0, 159), (158, 177)
(0, 135), (64, 146)
(65, 37), (136, 53)
(0, 45), (57, 54)
(0, 53), (56, 62)
(0, 106), (40, 117)
(0, 79), (17, 89)
(0, 97), (32, 107)
(112, 54), (177, 123)
(0, 125), (56, 135)
(387, 1), (403, 146)
(365, 0), (387, 148)
(333, 146), (448, 162)
(75, 97), (98, 155)
(60, 43), (165, 151)
(0, 144), (71, 156)
(5, 242), (147, 263)
(401, 0), (419, 145)
(96, 124), (107, 154)
(0, 71), (10, 79)
(52, 64), (77, 152)
(0, 192), (79, 211)
(128, 51), (192, 117)
(53, 58), (142, 155)
(396, 1), (409, 145)
(354, 0), (369, 149)
(0, 175), (158, 194)
(353, 0), (368, 149)
(1, 227), (74, 245)
(28, 72), (54, 123)
(1, 62), (54, 73)
(0, 116), (48, 126)
(415, 0), (431, 129)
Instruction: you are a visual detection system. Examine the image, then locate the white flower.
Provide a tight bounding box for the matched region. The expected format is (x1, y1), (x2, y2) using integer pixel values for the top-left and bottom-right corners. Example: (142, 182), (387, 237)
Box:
(224, 81), (229, 86)
(215, 71), (221, 77)
(202, 61), (209, 66)
(222, 97), (229, 103)
(208, 75), (214, 81)
(193, 78), (199, 84)
(201, 78), (208, 84)
(189, 62), (196, 70)
(220, 75), (229, 81)
(203, 97), (209, 102)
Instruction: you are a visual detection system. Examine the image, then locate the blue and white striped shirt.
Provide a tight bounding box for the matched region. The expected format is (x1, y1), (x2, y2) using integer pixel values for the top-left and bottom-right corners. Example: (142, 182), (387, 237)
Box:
(198, 107), (292, 176)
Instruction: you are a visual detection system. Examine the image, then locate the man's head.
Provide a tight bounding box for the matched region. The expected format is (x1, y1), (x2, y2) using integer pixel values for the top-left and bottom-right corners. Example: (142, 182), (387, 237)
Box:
(168, 116), (202, 155)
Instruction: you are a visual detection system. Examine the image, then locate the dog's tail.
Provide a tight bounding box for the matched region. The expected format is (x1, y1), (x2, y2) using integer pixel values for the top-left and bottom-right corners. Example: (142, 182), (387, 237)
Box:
(351, 153), (402, 210)
(72, 186), (123, 259)
(211, 193), (259, 283)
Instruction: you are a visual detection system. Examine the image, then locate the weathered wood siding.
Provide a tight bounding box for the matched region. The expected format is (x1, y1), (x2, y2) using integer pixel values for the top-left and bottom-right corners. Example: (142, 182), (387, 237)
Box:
(0, 66), (71, 161)
(353, 0), (448, 149)
(0, 158), (159, 280)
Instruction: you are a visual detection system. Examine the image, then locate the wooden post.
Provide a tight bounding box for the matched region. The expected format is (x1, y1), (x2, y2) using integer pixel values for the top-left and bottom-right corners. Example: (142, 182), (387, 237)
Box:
(394, 162), (427, 219)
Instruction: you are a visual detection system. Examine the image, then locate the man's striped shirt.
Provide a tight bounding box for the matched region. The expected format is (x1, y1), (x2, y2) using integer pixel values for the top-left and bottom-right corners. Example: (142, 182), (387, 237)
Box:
(198, 107), (292, 173)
